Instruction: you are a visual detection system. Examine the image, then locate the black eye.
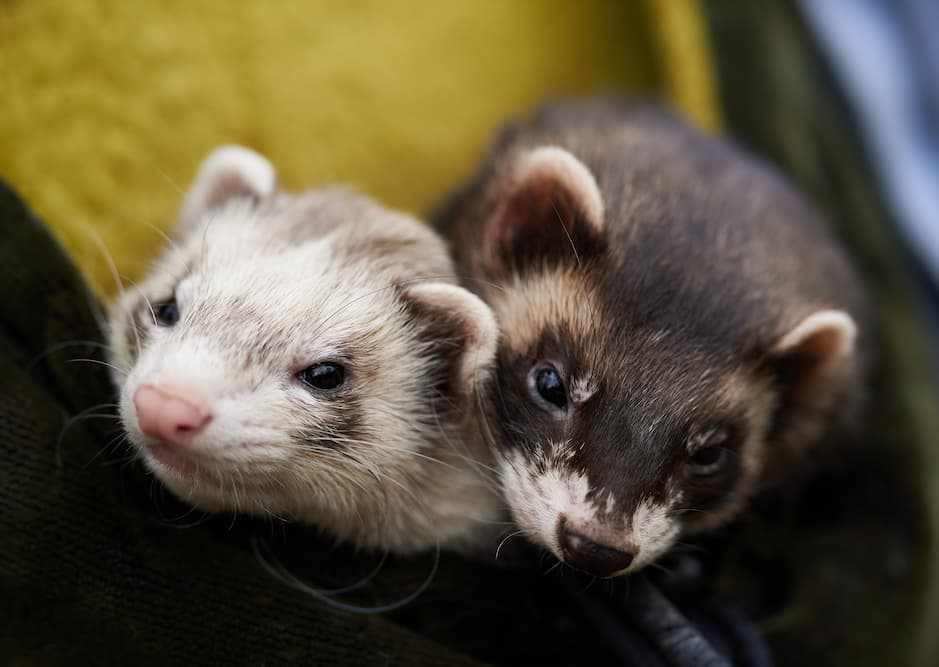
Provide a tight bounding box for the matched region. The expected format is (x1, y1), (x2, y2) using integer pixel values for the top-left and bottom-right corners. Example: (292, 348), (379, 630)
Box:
(155, 298), (180, 326)
(684, 426), (734, 478)
(532, 363), (568, 410)
(687, 446), (727, 475)
(299, 362), (345, 391)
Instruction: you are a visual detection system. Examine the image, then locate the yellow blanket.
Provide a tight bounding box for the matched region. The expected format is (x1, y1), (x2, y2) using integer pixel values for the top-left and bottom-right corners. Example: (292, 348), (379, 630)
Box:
(0, 0), (718, 298)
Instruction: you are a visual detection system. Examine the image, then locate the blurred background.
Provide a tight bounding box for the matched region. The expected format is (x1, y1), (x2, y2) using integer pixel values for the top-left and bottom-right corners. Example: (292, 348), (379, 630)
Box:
(1, 1), (938, 666)
(1, 0), (709, 297)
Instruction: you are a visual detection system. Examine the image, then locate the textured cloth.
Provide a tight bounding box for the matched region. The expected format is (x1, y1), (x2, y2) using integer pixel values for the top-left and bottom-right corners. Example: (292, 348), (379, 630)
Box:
(2, 1), (939, 665)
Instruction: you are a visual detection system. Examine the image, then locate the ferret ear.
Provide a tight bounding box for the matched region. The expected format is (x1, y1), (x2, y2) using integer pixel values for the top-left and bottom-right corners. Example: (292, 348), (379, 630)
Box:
(404, 283), (499, 422)
(179, 146), (277, 232)
(770, 309), (858, 397)
(486, 146), (605, 268)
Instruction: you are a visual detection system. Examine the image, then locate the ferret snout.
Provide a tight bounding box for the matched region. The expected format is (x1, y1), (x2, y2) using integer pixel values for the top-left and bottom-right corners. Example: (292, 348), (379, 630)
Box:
(501, 449), (682, 576)
(558, 517), (635, 577)
(134, 383), (212, 446)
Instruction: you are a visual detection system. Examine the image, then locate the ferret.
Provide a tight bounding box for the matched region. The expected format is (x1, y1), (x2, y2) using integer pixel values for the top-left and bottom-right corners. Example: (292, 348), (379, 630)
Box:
(435, 99), (871, 577)
(108, 146), (504, 555)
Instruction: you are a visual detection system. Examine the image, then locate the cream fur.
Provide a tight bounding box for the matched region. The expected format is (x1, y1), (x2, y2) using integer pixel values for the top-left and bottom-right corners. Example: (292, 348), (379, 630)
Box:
(500, 444), (682, 575)
(108, 147), (504, 555)
(179, 146), (277, 232)
(775, 309), (857, 366)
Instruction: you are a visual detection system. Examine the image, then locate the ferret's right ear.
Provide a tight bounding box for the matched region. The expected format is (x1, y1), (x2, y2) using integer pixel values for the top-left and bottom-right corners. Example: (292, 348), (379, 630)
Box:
(404, 283), (499, 422)
(179, 146), (277, 232)
(770, 309), (858, 399)
(486, 146), (606, 268)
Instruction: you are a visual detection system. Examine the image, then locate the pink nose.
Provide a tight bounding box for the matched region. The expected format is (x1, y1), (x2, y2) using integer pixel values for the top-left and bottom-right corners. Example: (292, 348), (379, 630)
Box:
(133, 383), (212, 445)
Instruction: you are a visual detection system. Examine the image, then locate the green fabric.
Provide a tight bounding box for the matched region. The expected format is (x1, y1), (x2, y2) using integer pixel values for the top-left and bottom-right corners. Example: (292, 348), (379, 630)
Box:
(704, 2), (939, 666)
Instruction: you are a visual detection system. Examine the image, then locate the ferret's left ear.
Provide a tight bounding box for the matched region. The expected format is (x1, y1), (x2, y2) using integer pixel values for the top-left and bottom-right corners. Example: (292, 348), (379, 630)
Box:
(179, 145), (277, 233)
(404, 283), (499, 422)
(486, 146), (606, 269)
(770, 309), (858, 397)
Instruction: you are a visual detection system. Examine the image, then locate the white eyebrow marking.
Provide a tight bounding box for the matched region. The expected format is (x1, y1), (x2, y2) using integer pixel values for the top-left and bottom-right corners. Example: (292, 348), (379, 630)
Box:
(604, 490), (616, 516)
(570, 374), (597, 404)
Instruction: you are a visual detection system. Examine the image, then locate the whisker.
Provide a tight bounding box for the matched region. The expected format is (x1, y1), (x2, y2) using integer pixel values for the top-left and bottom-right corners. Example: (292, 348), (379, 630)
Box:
(454, 274), (508, 294)
(66, 357), (125, 373)
(27, 340), (113, 371)
(552, 203), (581, 267)
(84, 431), (130, 468)
(80, 222), (134, 335)
(544, 559), (564, 576)
(254, 538), (441, 614)
(495, 529), (526, 560)
(146, 159), (186, 197)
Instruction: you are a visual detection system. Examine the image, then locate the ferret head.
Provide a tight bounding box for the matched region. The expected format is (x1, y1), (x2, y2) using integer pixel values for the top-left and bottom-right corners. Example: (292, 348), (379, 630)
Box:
(454, 142), (863, 577)
(108, 147), (499, 553)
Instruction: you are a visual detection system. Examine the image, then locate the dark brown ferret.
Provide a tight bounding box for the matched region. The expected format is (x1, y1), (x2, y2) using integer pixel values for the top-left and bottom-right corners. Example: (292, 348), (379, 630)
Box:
(434, 99), (871, 577)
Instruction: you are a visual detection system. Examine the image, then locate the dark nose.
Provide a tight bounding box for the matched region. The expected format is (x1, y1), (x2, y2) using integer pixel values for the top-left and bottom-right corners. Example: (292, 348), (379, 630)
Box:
(559, 527), (634, 577)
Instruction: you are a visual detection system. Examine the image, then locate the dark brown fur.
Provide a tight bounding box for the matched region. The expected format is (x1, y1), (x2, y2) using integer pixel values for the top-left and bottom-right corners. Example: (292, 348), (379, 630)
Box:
(434, 99), (871, 567)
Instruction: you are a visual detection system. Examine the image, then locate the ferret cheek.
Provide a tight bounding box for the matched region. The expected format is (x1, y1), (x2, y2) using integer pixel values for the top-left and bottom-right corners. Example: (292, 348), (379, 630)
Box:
(118, 389), (148, 447)
(677, 481), (735, 519)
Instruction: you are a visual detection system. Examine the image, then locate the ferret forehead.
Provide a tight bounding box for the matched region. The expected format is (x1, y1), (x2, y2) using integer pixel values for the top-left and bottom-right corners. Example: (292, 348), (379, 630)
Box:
(202, 235), (334, 282)
(184, 192), (451, 285)
(194, 205), (294, 257)
(493, 266), (604, 352)
(184, 250), (406, 352)
(198, 249), (397, 320)
(619, 327), (746, 398)
(489, 264), (752, 408)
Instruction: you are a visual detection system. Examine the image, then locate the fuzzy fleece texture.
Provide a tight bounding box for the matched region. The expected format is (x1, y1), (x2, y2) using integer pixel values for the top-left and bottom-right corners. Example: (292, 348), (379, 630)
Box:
(0, 0), (719, 299)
